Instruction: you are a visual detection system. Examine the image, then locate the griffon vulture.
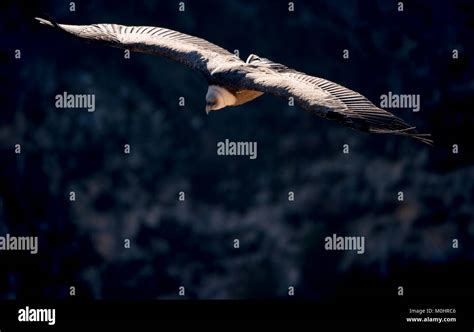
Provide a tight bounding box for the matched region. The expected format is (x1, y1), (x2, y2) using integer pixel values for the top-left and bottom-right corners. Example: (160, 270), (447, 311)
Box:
(35, 17), (432, 144)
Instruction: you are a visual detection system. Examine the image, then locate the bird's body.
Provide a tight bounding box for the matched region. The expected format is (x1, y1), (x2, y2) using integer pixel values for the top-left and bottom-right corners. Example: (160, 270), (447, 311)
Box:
(35, 17), (432, 145)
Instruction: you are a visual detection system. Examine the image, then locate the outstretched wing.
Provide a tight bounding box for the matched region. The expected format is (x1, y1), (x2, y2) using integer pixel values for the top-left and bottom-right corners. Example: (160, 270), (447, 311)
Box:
(35, 17), (241, 77)
(241, 55), (432, 145)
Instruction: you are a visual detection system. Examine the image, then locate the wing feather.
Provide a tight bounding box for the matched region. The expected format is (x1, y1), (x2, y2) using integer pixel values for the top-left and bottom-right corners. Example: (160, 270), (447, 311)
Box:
(242, 55), (432, 144)
(35, 17), (240, 76)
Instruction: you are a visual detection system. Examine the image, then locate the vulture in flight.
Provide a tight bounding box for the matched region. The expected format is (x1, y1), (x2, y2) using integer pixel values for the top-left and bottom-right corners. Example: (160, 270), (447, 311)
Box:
(36, 17), (432, 145)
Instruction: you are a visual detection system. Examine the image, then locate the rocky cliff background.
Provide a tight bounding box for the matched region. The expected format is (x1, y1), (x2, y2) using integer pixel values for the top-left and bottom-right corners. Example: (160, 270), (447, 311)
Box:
(0, 0), (473, 299)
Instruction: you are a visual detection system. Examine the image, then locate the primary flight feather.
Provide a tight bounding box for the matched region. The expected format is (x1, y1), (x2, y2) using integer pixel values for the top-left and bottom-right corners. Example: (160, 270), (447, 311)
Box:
(35, 17), (432, 145)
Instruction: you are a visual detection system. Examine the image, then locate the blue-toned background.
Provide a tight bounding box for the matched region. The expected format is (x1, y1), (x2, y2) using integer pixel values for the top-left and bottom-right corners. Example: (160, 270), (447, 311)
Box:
(0, 0), (473, 299)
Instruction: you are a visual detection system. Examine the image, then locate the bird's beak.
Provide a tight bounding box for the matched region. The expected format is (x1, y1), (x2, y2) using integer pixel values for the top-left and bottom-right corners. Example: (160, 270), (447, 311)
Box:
(205, 106), (211, 114)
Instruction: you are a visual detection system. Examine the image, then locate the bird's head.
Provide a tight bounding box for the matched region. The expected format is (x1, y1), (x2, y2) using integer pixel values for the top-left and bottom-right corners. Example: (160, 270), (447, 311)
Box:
(205, 85), (236, 114)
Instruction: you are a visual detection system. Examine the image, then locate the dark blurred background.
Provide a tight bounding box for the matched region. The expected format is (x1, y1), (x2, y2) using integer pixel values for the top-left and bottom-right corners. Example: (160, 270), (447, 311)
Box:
(0, 0), (473, 299)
